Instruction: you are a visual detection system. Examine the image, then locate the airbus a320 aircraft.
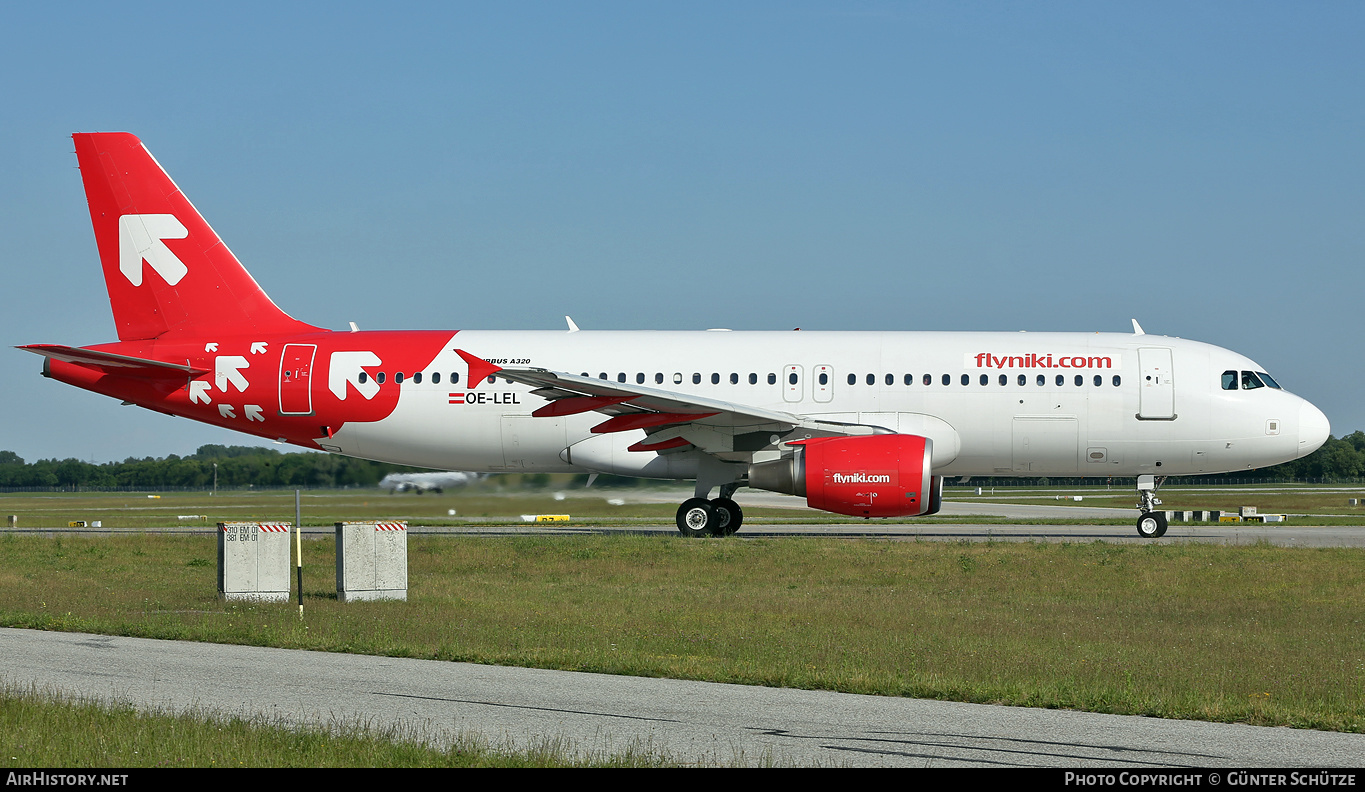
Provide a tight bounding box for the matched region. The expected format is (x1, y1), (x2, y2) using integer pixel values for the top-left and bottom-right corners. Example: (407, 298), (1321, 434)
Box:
(21, 133), (1331, 538)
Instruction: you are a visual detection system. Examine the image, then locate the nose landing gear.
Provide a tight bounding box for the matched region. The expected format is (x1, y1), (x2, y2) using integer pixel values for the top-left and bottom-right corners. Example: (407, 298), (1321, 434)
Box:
(1135, 474), (1167, 538)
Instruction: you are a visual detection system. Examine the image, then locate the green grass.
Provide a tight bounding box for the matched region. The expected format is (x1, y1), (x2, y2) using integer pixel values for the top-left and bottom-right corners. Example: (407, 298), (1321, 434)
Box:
(0, 685), (676, 767)
(944, 483), (1365, 517)
(2, 532), (1363, 733)
(5, 483), (1365, 529)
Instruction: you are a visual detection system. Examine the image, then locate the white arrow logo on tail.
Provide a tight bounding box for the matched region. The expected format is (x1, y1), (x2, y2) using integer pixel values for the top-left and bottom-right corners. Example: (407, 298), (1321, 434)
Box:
(244, 405), (264, 422)
(119, 214), (189, 286)
(251, 342), (268, 355)
(214, 356), (250, 393)
(329, 351), (381, 400)
(189, 381), (211, 404)
(219, 404), (236, 419)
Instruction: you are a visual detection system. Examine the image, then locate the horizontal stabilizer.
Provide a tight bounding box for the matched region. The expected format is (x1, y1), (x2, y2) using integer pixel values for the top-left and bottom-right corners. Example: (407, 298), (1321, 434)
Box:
(17, 344), (208, 379)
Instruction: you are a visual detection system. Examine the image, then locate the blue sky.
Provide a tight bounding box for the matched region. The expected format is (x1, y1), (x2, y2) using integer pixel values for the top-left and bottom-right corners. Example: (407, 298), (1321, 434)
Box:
(2, 2), (1362, 463)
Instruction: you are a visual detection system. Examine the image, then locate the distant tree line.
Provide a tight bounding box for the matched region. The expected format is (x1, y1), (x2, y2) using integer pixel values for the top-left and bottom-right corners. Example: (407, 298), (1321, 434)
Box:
(0, 445), (428, 489)
(1, 431), (1363, 490)
(1261, 430), (1365, 480)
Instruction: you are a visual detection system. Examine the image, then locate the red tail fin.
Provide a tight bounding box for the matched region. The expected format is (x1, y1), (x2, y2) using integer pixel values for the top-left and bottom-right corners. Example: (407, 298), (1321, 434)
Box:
(73, 133), (320, 341)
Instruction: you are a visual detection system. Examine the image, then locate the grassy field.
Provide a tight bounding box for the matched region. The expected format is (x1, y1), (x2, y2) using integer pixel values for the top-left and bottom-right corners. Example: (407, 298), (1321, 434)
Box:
(3, 481), (1365, 530)
(0, 686), (675, 767)
(947, 483), (1365, 518)
(2, 528), (1362, 734)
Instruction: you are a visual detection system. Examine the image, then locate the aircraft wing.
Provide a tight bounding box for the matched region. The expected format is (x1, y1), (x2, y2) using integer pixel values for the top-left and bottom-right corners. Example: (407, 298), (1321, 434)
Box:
(463, 351), (893, 462)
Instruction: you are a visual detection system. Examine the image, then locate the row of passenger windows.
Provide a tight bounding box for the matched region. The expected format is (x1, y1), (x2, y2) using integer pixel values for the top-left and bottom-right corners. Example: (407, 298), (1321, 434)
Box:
(845, 372), (1120, 387)
(357, 371), (462, 385)
(586, 372), (1122, 387)
(592, 372), (781, 385)
(1222, 370), (1281, 391)
(355, 370), (1125, 388)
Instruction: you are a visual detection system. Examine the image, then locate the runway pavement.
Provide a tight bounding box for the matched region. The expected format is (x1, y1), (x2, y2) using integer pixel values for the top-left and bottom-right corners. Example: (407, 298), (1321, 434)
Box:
(4, 627), (1363, 768)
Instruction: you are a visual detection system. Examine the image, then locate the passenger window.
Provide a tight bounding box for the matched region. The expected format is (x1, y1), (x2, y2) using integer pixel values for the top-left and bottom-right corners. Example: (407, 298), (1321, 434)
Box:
(599, 372), (608, 380)
(979, 374), (988, 386)
(941, 373), (950, 386)
(1074, 375), (1082, 387)
(674, 373), (683, 384)
(848, 373), (856, 386)
(413, 372), (423, 384)
(656, 373), (664, 384)
(869, 374), (878, 386)
(905, 374), (913, 385)
(924, 373), (932, 386)
(377, 372), (386, 384)
(768, 373), (777, 385)
(730, 373), (738, 385)
(432, 372), (440, 384)
(818, 372), (828, 385)
(1018, 374), (1026, 386)
(618, 373), (627, 383)
(749, 373), (757, 385)
(960, 374), (969, 386)
(1055, 374), (1064, 387)
(451, 372), (460, 384)
(1093, 375), (1102, 387)
(789, 372), (798, 385)
(488, 375), (497, 384)
(1222, 370), (1238, 390)
(358, 372), (368, 384)
(1241, 371), (1265, 390)
(1112, 375), (1121, 387)
(693, 373), (702, 385)
(636, 373), (645, 384)
(1036, 374), (1045, 386)
(395, 372), (404, 384)
(711, 373), (720, 385)
(885, 373), (893, 386)
(998, 374), (1007, 386)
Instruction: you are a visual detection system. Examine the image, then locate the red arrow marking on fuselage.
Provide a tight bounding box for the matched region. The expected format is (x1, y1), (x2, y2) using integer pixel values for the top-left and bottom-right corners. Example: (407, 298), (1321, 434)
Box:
(455, 349), (502, 389)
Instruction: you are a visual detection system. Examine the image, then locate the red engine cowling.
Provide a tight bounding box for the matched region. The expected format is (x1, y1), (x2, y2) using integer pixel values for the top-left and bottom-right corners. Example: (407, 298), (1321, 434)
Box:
(747, 434), (943, 517)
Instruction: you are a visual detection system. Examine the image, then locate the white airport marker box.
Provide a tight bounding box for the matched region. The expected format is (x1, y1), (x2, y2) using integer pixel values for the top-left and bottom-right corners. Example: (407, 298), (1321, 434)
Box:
(335, 521), (408, 602)
(217, 522), (292, 602)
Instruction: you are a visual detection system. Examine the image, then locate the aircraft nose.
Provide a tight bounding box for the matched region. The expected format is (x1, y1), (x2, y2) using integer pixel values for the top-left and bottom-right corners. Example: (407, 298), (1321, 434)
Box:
(1298, 400), (1331, 455)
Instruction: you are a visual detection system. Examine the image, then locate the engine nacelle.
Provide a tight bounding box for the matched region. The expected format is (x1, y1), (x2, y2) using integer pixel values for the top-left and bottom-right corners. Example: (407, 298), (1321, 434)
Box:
(748, 434), (943, 517)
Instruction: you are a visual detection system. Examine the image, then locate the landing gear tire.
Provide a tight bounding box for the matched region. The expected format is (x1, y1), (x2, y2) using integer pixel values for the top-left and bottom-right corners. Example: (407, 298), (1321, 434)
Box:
(710, 498), (743, 536)
(1136, 512), (1168, 539)
(676, 498), (716, 538)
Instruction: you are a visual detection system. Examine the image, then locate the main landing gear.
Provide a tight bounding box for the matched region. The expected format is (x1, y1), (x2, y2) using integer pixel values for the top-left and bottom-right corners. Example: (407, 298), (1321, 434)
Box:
(675, 485), (745, 538)
(1135, 474), (1167, 539)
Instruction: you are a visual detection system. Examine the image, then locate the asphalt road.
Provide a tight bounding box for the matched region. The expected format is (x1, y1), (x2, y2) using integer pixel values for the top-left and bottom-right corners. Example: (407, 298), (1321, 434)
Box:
(4, 628), (1363, 768)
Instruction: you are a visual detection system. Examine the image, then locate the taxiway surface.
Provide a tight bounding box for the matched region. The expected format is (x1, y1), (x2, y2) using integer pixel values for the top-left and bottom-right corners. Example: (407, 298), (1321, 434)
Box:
(4, 628), (1362, 767)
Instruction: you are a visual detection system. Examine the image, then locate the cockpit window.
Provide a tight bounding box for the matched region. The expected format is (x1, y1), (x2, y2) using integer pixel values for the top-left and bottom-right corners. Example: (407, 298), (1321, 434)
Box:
(1257, 371), (1282, 389)
(1222, 370), (1237, 390)
(1241, 371), (1265, 390)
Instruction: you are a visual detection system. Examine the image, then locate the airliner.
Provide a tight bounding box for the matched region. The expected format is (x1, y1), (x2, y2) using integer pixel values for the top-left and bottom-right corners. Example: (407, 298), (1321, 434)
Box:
(20, 133), (1331, 538)
(380, 471), (481, 494)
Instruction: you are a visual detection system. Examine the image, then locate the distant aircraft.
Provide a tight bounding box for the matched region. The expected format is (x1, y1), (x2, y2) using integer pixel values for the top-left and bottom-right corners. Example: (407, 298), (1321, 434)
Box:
(21, 133), (1330, 539)
(379, 471), (480, 493)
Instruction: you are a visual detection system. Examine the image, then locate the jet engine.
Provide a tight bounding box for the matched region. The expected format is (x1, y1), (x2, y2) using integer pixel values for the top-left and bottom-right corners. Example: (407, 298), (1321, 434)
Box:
(747, 434), (943, 517)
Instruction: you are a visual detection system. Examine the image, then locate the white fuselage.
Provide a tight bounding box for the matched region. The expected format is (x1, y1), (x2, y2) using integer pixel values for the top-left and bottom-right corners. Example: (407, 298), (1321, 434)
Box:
(326, 330), (1329, 479)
